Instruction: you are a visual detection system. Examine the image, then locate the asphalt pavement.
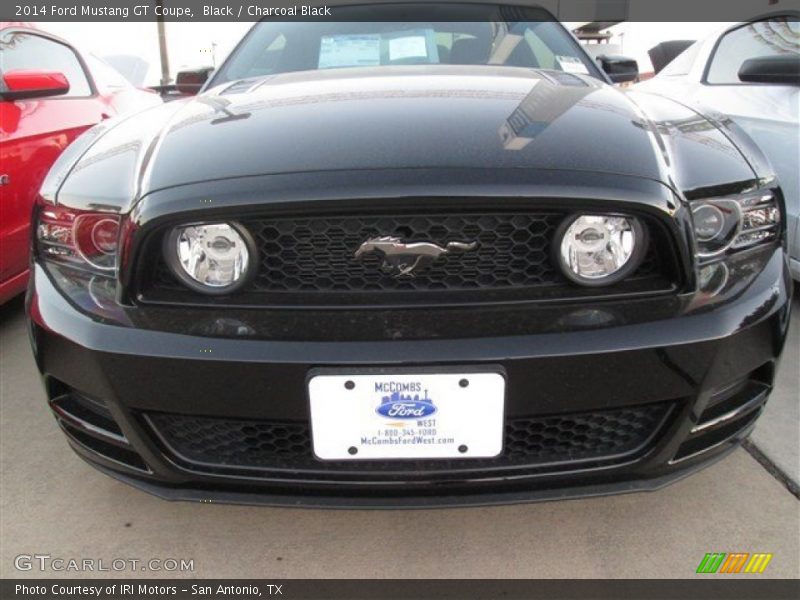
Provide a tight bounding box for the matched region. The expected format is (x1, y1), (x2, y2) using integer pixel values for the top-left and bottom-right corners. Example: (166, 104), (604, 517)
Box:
(1, 294), (798, 579)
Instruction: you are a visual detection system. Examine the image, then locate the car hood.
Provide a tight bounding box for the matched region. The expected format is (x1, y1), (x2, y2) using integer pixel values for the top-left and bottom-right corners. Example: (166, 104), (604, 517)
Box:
(55, 66), (758, 212)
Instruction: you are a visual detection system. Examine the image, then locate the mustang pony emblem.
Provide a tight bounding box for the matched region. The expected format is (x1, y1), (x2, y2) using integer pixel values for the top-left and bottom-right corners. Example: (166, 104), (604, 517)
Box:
(354, 236), (478, 277)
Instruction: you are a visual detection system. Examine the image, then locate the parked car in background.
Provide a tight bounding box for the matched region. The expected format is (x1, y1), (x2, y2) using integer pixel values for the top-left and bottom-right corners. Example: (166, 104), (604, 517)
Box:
(102, 55), (152, 88)
(0, 23), (162, 304)
(636, 15), (800, 281)
(647, 40), (695, 75)
(151, 66), (216, 102)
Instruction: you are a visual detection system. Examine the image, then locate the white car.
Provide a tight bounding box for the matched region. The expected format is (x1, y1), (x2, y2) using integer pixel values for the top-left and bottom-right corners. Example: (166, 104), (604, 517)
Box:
(637, 16), (800, 280)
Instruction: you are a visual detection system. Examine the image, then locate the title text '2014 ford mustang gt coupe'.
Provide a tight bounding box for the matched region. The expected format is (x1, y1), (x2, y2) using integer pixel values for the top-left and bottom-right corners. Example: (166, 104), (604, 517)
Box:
(28, 3), (792, 507)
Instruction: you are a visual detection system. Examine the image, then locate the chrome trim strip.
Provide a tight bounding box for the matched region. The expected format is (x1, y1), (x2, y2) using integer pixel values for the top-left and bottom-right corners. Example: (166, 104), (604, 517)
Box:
(50, 402), (129, 447)
(691, 389), (768, 434)
(669, 410), (761, 465)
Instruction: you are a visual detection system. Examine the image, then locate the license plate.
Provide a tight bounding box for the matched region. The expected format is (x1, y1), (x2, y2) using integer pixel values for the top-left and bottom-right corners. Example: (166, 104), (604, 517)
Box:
(308, 370), (505, 460)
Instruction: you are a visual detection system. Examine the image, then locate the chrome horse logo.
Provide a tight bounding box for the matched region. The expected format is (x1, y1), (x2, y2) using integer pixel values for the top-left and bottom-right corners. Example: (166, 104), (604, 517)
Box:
(354, 236), (478, 277)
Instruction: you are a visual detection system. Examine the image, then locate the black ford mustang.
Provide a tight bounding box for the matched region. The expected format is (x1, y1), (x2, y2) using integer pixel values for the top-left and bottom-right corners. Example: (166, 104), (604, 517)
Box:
(28, 3), (792, 507)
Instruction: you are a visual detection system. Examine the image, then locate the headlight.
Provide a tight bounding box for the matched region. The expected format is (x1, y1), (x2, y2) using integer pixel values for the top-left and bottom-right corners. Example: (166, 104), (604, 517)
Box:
(692, 191), (780, 258)
(37, 206), (120, 273)
(555, 214), (647, 286)
(164, 222), (255, 294)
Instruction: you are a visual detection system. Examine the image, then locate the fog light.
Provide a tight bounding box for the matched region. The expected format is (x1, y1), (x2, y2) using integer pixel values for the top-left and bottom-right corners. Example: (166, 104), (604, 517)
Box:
(165, 223), (254, 294)
(556, 215), (646, 286)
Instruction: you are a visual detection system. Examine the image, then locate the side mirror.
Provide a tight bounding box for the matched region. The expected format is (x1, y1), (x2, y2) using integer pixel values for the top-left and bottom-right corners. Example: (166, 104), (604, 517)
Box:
(1, 70), (69, 101)
(648, 40), (695, 74)
(738, 55), (800, 86)
(175, 67), (214, 96)
(597, 55), (639, 84)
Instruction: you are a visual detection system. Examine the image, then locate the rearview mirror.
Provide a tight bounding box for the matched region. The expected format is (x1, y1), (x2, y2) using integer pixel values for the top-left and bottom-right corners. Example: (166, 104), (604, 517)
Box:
(597, 55), (639, 84)
(1, 70), (69, 101)
(738, 55), (800, 86)
(176, 67), (214, 95)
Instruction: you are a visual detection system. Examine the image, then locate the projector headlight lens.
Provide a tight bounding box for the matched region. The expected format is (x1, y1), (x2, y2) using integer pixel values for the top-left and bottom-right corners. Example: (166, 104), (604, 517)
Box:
(556, 214), (646, 286)
(692, 204), (727, 242)
(166, 222), (254, 294)
(692, 192), (780, 258)
(692, 199), (741, 257)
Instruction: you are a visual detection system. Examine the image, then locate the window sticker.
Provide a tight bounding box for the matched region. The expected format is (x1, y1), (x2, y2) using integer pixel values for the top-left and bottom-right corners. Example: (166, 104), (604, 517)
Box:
(388, 35), (428, 61)
(319, 34), (381, 69)
(556, 55), (589, 74)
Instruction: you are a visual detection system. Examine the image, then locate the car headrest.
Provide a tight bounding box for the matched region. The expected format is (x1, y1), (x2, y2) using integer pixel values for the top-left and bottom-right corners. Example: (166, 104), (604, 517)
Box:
(449, 38), (491, 65)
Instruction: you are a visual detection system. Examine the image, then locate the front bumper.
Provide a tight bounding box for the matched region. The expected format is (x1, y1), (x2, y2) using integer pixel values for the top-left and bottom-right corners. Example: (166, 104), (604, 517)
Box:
(27, 246), (792, 508)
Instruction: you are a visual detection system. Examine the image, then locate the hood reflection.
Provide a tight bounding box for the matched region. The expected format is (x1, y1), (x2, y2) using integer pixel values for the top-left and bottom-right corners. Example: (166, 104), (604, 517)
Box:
(500, 74), (594, 150)
(196, 96), (251, 125)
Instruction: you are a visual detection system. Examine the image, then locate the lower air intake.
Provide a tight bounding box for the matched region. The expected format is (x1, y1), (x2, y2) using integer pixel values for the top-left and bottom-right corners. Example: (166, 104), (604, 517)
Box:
(145, 402), (674, 476)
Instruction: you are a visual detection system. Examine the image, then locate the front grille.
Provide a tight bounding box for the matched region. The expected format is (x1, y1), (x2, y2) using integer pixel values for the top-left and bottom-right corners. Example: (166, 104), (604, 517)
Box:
(246, 212), (564, 292)
(141, 206), (676, 307)
(145, 402), (674, 477)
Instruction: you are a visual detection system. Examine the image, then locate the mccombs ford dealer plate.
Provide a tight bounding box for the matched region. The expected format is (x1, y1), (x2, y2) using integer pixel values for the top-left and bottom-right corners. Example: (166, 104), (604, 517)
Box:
(309, 371), (505, 460)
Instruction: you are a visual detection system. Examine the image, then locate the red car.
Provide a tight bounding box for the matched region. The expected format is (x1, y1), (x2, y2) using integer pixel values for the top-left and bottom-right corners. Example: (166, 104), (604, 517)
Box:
(0, 23), (161, 303)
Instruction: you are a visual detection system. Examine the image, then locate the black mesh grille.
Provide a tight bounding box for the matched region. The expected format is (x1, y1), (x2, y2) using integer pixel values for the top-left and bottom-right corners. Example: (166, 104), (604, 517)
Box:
(145, 403), (673, 475)
(246, 212), (564, 292)
(144, 208), (674, 306)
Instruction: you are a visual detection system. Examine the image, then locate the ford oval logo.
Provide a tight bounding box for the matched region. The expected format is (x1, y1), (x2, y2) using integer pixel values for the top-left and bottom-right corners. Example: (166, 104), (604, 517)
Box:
(376, 401), (438, 419)
(376, 389), (437, 419)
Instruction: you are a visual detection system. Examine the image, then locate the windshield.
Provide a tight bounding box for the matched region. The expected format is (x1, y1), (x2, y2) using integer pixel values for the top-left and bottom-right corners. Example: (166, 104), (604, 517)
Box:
(211, 4), (602, 86)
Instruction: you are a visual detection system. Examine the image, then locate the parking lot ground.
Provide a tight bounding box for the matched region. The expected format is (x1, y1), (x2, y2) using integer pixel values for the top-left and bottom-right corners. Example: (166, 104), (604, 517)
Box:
(750, 294), (800, 487)
(1, 295), (798, 579)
